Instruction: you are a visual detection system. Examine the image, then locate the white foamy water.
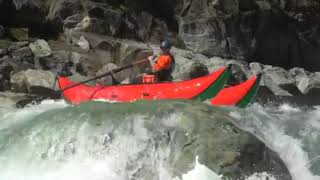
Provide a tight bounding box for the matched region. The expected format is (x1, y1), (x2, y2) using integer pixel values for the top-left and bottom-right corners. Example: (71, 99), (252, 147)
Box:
(0, 100), (68, 131)
(176, 157), (277, 180)
(230, 103), (320, 180)
(173, 156), (222, 180)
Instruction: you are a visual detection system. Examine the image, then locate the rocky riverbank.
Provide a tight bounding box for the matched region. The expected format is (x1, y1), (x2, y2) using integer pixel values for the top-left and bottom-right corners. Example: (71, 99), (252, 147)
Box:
(1, 30), (319, 108)
(0, 0), (319, 107)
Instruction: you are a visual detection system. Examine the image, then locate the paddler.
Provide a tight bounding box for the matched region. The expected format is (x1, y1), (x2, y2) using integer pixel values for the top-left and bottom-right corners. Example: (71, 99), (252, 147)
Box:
(145, 39), (175, 83)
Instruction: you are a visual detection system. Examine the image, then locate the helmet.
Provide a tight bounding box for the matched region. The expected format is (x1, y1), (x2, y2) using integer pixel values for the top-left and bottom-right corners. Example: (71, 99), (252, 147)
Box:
(160, 40), (172, 49)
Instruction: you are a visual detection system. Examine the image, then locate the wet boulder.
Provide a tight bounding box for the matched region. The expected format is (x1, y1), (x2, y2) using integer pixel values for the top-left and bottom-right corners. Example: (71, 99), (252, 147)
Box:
(262, 66), (301, 96)
(290, 67), (311, 94)
(249, 63), (301, 96)
(295, 72), (320, 96)
(76, 36), (90, 51)
(249, 62), (263, 75)
(226, 60), (252, 85)
(10, 69), (56, 94)
(188, 62), (209, 79)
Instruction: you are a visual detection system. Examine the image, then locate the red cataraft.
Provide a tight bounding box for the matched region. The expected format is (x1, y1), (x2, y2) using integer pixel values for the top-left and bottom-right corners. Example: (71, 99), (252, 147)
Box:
(211, 74), (261, 107)
(58, 66), (229, 104)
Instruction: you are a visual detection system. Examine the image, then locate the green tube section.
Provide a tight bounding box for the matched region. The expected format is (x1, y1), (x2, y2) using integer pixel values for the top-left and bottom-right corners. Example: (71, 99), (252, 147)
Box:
(236, 74), (262, 108)
(195, 67), (231, 102)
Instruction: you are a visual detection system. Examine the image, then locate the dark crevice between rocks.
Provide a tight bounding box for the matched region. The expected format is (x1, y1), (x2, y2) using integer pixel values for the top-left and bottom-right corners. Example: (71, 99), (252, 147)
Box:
(0, 0), (61, 40)
(225, 35), (232, 59)
(28, 22), (61, 40)
(125, 0), (179, 33)
(250, 10), (319, 71)
(88, 7), (105, 19)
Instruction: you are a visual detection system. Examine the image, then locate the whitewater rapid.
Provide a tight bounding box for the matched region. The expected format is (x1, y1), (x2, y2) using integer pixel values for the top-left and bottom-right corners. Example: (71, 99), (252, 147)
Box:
(0, 100), (319, 180)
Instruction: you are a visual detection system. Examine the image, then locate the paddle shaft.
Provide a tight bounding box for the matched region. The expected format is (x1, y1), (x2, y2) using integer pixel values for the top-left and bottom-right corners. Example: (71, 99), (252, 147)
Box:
(60, 59), (149, 92)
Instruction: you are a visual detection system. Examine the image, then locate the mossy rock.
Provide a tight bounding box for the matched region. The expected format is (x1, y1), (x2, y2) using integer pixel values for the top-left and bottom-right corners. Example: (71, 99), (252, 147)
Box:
(0, 40), (13, 49)
(8, 28), (29, 41)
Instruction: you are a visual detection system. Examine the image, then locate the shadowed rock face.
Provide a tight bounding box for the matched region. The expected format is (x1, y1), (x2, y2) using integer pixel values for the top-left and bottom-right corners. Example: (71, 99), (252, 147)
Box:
(177, 0), (320, 71)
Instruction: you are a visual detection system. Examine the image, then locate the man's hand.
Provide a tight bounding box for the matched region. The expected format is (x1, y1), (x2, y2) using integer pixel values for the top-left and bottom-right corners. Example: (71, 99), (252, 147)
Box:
(148, 55), (157, 62)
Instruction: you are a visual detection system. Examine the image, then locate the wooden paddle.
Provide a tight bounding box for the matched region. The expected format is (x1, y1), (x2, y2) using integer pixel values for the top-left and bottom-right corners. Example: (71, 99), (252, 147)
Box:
(60, 58), (149, 92)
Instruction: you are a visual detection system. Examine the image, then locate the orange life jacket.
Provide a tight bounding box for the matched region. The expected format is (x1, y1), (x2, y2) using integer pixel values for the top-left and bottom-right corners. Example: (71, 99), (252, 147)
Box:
(153, 54), (174, 72)
(152, 54), (175, 82)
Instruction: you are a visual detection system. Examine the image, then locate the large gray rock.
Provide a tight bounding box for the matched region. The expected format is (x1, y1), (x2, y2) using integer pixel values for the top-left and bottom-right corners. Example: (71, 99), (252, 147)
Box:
(10, 69), (56, 94)
(76, 36), (90, 51)
(263, 66), (295, 85)
(226, 60), (252, 84)
(250, 62), (263, 75)
(188, 62), (209, 79)
(289, 67), (310, 94)
(249, 63), (298, 96)
(295, 72), (320, 96)
(249, 62), (309, 96)
(265, 66), (304, 96)
(29, 39), (52, 58)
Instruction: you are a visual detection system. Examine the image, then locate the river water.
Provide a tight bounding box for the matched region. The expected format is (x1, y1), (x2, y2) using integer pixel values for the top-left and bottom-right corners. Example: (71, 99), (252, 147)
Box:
(0, 99), (319, 180)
